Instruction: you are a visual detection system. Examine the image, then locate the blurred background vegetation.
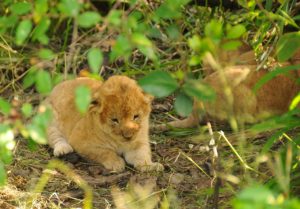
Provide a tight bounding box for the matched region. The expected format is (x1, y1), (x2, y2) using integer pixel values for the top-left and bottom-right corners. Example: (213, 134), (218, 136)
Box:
(0, 0), (300, 208)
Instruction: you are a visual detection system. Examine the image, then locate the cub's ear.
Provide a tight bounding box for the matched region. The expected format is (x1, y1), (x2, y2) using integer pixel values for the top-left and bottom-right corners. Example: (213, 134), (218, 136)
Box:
(89, 86), (103, 112)
(143, 91), (154, 104)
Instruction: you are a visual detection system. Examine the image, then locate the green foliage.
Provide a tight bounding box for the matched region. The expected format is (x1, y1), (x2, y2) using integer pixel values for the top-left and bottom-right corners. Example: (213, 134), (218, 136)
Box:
(226, 25), (246, 39)
(233, 185), (300, 209)
(155, 0), (191, 19)
(0, 162), (6, 186)
(10, 2), (32, 15)
(58, 0), (81, 17)
(15, 19), (32, 45)
(0, 125), (15, 164)
(0, 97), (11, 115)
(21, 103), (33, 118)
(87, 48), (103, 74)
(32, 17), (51, 44)
(26, 108), (52, 144)
(182, 80), (215, 101)
(174, 92), (193, 117)
(253, 65), (300, 93)
(138, 70), (179, 98)
(110, 35), (132, 61)
(78, 12), (101, 28)
(36, 70), (52, 94)
(38, 49), (55, 60)
(0, 124), (15, 186)
(276, 32), (300, 62)
(75, 86), (92, 114)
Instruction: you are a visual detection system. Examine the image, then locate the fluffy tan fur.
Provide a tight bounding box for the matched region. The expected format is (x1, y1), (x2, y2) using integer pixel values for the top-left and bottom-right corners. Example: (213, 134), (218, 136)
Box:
(155, 50), (300, 131)
(47, 76), (163, 172)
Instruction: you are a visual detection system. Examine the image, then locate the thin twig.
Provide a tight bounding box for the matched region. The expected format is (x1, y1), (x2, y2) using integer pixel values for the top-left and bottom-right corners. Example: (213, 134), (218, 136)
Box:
(180, 151), (212, 179)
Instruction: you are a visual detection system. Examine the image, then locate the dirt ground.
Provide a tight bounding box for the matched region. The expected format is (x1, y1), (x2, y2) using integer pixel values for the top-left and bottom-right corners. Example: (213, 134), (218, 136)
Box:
(1, 98), (299, 209)
(0, 92), (299, 209)
(2, 133), (214, 209)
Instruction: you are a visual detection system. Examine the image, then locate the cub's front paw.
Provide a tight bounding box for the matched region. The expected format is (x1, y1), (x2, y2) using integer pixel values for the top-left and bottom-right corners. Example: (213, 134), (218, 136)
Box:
(102, 157), (125, 173)
(136, 162), (164, 172)
(53, 142), (73, 156)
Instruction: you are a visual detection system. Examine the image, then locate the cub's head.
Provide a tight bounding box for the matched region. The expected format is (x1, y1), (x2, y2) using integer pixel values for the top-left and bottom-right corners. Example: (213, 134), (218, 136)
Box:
(90, 75), (153, 142)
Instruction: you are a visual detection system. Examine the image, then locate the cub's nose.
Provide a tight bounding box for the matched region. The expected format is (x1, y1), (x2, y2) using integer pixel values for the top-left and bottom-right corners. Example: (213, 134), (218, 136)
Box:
(121, 122), (139, 140)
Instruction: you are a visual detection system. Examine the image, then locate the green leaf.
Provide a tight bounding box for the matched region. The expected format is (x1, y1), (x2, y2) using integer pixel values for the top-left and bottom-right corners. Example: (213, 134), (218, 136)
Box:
(23, 67), (38, 89)
(107, 10), (122, 26)
(38, 48), (55, 60)
(183, 80), (216, 101)
(154, 0), (191, 19)
(21, 103), (33, 118)
(233, 185), (275, 208)
(34, 0), (48, 22)
(226, 24), (246, 39)
(35, 70), (52, 94)
(205, 20), (223, 43)
(10, 2), (32, 15)
(78, 12), (101, 28)
(75, 86), (91, 114)
(87, 48), (103, 74)
(0, 162), (6, 186)
(138, 70), (179, 98)
(37, 34), (49, 45)
(189, 55), (202, 66)
(132, 33), (152, 47)
(0, 98), (11, 115)
(132, 33), (156, 60)
(276, 32), (300, 62)
(188, 35), (201, 51)
(32, 17), (50, 44)
(32, 108), (52, 130)
(58, 0), (81, 17)
(174, 92), (193, 117)
(110, 35), (132, 61)
(27, 124), (47, 144)
(15, 19), (33, 45)
(222, 40), (242, 51)
(166, 24), (180, 40)
(0, 125), (15, 164)
(289, 93), (300, 110)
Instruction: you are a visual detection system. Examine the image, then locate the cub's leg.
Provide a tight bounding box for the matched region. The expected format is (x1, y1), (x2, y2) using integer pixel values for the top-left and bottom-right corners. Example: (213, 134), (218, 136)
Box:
(72, 144), (125, 172)
(124, 142), (164, 172)
(47, 123), (73, 156)
(68, 124), (125, 172)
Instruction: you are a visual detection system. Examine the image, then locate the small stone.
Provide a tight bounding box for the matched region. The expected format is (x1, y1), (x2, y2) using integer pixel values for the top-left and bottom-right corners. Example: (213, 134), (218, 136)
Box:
(170, 173), (185, 185)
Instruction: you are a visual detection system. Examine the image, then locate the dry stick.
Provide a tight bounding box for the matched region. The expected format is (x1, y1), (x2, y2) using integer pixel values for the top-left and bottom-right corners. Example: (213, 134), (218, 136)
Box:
(206, 122), (221, 209)
(65, 20), (78, 75)
(180, 151), (212, 179)
(29, 159), (93, 209)
(218, 131), (254, 171)
(0, 68), (28, 94)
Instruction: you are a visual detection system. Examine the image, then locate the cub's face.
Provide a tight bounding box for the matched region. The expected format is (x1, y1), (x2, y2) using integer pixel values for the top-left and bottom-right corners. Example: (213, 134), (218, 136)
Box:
(92, 76), (152, 142)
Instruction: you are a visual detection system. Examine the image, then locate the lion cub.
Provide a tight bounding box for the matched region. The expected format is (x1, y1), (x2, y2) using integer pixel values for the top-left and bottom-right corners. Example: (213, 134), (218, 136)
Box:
(47, 76), (163, 172)
(155, 50), (300, 131)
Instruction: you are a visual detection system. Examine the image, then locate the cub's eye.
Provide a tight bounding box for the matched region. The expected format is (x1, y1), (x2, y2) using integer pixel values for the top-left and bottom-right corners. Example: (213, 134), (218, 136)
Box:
(91, 100), (98, 105)
(111, 118), (119, 124)
(133, 114), (140, 120)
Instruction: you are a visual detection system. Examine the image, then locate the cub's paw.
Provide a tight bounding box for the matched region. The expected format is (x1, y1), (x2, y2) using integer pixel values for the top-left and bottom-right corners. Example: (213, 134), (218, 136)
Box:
(136, 162), (164, 172)
(102, 157), (125, 173)
(53, 142), (73, 156)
